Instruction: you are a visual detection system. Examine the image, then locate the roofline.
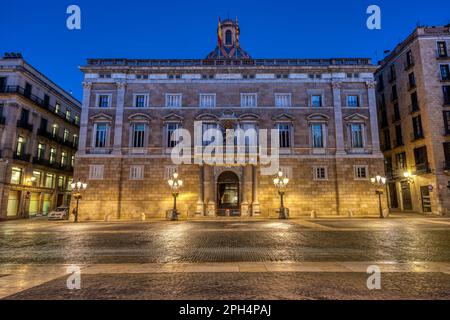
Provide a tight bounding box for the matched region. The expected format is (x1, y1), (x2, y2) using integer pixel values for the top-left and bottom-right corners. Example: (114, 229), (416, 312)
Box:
(1, 57), (82, 108)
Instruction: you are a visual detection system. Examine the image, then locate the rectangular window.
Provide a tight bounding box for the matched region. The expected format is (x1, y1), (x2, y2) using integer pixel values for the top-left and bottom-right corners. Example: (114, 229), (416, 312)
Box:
(390, 64), (396, 81)
(131, 123), (145, 148)
(393, 103), (401, 121)
(166, 123), (180, 148)
(350, 124), (364, 148)
(95, 123), (108, 148)
(241, 93), (257, 107)
(58, 176), (65, 189)
(406, 50), (414, 67)
(16, 136), (26, 156)
(391, 85), (398, 101)
(275, 94), (291, 108)
(129, 165), (144, 180)
(199, 94), (216, 108)
(165, 94), (182, 108)
(52, 124), (58, 138)
(396, 152), (407, 170)
(443, 86), (450, 105)
(164, 166), (178, 180)
(98, 95), (110, 108)
(37, 143), (45, 160)
(383, 129), (391, 150)
(313, 166), (328, 181)
(444, 111), (450, 135)
(71, 155), (75, 167)
(55, 102), (60, 114)
(65, 109), (71, 121)
(61, 151), (68, 167)
(354, 165), (369, 180)
(89, 165), (104, 180)
(45, 173), (55, 188)
(412, 115), (424, 140)
(437, 41), (448, 57)
(63, 129), (70, 142)
(395, 125), (403, 146)
(444, 142), (450, 168)
(75, 115), (80, 125)
(347, 95), (360, 107)
(73, 134), (78, 147)
(134, 94), (148, 108)
(414, 146), (429, 172)
(440, 65), (450, 81)
(32, 171), (41, 187)
(311, 124), (324, 148)
(10, 167), (22, 184)
(310, 95), (322, 107)
(49, 147), (57, 164)
(411, 91), (419, 111)
(408, 72), (416, 89)
(277, 123), (291, 148)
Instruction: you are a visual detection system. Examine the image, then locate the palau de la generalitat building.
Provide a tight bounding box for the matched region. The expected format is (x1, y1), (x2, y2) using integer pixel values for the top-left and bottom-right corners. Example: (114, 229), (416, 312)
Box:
(74, 18), (385, 220)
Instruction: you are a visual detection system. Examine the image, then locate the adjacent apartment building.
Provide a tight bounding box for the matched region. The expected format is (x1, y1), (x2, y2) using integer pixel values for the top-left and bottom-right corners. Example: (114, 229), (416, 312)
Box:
(376, 25), (450, 215)
(75, 18), (384, 221)
(0, 54), (81, 219)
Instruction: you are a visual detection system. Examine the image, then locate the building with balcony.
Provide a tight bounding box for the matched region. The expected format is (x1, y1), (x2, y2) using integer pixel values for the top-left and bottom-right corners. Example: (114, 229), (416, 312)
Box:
(0, 54), (81, 219)
(74, 19), (384, 220)
(376, 25), (450, 215)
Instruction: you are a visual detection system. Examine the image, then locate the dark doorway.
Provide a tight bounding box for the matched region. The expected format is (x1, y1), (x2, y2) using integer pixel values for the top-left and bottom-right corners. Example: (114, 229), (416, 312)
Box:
(420, 186), (432, 213)
(57, 194), (64, 207)
(217, 171), (240, 216)
(401, 181), (413, 211)
(388, 182), (399, 209)
(0, 77), (6, 92)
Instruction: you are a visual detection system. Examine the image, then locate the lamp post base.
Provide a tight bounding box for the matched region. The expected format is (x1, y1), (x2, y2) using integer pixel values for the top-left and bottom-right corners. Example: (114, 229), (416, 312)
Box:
(278, 207), (289, 219)
(169, 209), (178, 221)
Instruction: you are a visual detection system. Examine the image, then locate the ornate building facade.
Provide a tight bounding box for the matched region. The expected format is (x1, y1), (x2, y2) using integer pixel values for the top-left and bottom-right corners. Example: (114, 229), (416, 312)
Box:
(75, 19), (384, 220)
(0, 54), (81, 219)
(376, 26), (450, 215)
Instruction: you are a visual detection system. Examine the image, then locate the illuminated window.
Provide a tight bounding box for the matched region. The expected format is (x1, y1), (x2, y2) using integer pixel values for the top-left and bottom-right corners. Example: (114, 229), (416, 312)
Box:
(10, 167), (22, 184)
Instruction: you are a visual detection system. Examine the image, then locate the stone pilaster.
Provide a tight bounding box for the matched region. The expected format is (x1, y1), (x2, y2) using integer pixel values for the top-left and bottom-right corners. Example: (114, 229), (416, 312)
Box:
(113, 82), (126, 155)
(240, 165), (250, 216)
(195, 165), (205, 215)
(366, 81), (382, 155)
(78, 82), (92, 155)
(1, 103), (20, 158)
(251, 165), (261, 215)
(332, 81), (345, 155)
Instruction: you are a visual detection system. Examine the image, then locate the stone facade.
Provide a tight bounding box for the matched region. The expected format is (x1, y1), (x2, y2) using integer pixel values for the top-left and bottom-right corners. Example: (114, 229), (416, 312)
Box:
(376, 26), (450, 215)
(75, 19), (384, 220)
(0, 54), (81, 219)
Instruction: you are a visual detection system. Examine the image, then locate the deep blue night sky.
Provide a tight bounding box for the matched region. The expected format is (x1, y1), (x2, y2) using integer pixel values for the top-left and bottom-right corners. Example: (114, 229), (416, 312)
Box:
(1, 0), (449, 100)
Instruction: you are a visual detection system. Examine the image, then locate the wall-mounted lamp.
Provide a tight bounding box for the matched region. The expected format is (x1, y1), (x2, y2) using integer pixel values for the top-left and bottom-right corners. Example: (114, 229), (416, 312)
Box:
(403, 171), (415, 184)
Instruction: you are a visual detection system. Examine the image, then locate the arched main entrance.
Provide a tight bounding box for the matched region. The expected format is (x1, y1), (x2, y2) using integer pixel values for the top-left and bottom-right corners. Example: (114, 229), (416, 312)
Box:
(217, 171), (240, 216)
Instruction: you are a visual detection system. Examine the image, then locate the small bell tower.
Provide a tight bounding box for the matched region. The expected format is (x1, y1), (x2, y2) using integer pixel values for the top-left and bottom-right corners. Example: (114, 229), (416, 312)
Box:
(207, 17), (250, 60)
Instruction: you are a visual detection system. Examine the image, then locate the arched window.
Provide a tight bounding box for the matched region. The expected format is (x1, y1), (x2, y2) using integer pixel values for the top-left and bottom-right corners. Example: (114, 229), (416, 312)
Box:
(225, 30), (232, 45)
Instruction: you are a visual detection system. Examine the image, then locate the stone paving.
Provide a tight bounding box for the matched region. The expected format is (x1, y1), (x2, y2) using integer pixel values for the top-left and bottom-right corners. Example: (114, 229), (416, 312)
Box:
(0, 216), (449, 299)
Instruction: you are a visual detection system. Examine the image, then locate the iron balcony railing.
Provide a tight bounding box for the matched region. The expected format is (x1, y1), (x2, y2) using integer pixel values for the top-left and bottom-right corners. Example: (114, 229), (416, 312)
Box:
(16, 119), (33, 131)
(413, 162), (432, 175)
(33, 157), (74, 172)
(13, 152), (31, 162)
(0, 86), (79, 128)
(36, 129), (78, 149)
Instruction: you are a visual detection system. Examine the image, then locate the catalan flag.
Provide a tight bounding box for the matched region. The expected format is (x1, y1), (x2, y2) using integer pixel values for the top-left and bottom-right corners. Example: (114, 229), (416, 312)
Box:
(217, 18), (222, 47)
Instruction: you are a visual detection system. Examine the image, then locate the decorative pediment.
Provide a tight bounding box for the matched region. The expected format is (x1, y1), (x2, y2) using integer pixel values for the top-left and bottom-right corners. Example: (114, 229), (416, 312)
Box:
(128, 113), (152, 122)
(239, 113), (260, 121)
(344, 113), (368, 122)
(219, 110), (238, 120)
(90, 113), (113, 122)
(272, 113), (295, 121)
(306, 113), (330, 121)
(162, 113), (183, 121)
(195, 112), (219, 121)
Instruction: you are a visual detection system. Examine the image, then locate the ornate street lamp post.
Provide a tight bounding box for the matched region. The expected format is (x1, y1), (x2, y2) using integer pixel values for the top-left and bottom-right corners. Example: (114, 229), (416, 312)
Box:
(370, 175), (387, 219)
(168, 172), (183, 221)
(273, 169), (290, 219)
(70, 180), (87, 223)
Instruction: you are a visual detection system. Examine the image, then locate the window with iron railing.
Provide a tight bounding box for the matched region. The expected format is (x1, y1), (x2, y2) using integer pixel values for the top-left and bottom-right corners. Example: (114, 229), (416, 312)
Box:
(440, 65), (450, 81)
(437, 41), (448, 58)
(412, 115), (424, 140)
(443, 86), (450, 105)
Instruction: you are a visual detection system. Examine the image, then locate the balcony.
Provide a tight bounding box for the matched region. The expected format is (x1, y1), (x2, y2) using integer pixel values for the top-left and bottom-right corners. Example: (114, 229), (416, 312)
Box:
(16, 120), (33, 131)
(409, 104), (420, 113)
(407, 82), (417, 91)
(436, 51), (449, 59)
(413, 162), (431, 175)
(444, 161), (450, 171)
(37, 128), (53, 139)
(0, 86), (79, 128)
(32, 157), (51, 166)
(411, 132), (425, 141)
(404, 61), (415, 71)
(13, 152), (31, 162)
